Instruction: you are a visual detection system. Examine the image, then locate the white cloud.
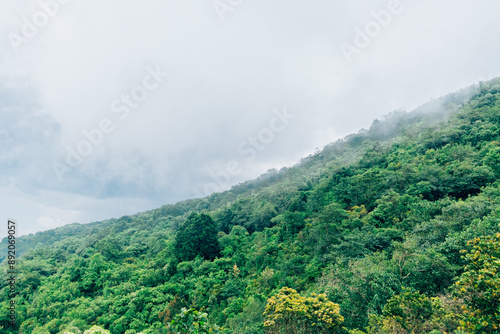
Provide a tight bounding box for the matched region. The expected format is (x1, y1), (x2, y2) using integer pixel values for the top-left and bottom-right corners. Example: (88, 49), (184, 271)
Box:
(1, 0), (500, 234)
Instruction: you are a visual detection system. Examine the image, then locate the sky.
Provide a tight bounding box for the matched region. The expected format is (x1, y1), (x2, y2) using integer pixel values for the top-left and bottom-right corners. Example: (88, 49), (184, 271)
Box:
(1, 0), (500, 236)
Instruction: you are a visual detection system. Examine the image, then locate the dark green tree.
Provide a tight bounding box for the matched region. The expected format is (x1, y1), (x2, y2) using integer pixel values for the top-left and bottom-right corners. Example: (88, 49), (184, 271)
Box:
(175, 213), (221, 262)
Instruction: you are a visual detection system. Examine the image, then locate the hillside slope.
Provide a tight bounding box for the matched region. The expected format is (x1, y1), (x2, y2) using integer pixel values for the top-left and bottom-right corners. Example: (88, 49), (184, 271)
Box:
(1, 79), (500, 333)
(2, 83), (475, 256)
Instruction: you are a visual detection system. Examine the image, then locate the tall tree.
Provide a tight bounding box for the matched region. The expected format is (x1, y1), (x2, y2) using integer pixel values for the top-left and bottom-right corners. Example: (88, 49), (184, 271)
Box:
(175, 213), (221, 262)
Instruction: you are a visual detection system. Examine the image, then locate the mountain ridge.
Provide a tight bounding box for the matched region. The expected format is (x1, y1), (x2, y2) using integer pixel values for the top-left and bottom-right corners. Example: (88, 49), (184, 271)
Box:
(3, 81), (478, 253)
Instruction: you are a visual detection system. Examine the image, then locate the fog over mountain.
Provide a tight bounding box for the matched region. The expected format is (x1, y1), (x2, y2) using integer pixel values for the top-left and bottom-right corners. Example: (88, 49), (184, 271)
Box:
(1, 0), (500, 235)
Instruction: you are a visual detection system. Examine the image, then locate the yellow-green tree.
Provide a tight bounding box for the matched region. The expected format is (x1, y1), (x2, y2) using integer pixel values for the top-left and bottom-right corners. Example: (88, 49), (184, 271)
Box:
(263, 287), (344, 334)
(455, 231), (500, 333)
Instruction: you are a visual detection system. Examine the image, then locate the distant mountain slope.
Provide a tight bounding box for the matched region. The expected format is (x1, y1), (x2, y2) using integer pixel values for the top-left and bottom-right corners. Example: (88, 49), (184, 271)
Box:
(1, 82), (476, 256)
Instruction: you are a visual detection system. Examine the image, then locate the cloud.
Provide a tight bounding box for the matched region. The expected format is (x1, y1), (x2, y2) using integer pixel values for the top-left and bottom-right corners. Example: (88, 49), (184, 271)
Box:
(1, 0), (500, 234)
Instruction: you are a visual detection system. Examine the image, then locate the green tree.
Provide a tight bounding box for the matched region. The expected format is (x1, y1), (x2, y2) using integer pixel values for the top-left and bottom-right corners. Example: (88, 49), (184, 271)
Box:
(379, 289), (436, 333)
(167, 308), (221, 334)
(367, 290), (461, 334)
(483, 142), (500, 177)
(175, 213), (221, 262)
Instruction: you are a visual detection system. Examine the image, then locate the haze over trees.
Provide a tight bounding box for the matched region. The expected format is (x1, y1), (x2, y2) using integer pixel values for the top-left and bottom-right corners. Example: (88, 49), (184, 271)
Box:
(1, 78), (500, 333)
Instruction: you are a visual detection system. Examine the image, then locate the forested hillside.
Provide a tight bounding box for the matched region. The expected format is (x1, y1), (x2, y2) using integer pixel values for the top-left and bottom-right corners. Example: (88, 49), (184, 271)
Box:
(1, 79), (500, 333)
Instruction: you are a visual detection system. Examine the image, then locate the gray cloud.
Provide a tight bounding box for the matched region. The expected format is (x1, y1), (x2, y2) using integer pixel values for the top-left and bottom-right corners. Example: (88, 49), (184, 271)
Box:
(1, 0), (500, 235)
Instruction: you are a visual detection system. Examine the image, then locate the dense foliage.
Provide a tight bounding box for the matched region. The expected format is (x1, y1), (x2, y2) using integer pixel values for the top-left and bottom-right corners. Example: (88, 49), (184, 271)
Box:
(174, 213), (221, 262)
(263, 287), (344, 333)
(1, 79), (500, 333)
(167, 308), (221, 334)
(454, 231), (500, 333)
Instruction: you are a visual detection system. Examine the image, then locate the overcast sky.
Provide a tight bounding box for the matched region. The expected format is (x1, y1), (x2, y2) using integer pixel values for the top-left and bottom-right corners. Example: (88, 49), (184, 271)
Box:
(1, 0), (499, 236)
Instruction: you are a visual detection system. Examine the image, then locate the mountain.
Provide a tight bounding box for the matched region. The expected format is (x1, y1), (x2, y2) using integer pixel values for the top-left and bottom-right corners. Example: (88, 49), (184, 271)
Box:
(1, 78), (500, 333)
